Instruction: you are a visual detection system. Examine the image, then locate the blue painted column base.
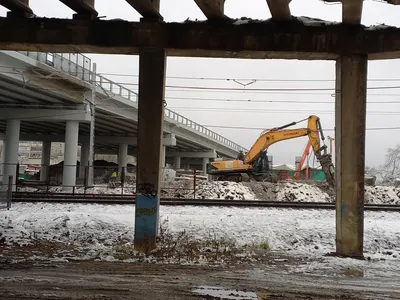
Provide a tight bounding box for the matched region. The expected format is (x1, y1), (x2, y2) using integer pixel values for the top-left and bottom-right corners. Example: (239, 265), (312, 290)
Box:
(134, 193), (160, 250)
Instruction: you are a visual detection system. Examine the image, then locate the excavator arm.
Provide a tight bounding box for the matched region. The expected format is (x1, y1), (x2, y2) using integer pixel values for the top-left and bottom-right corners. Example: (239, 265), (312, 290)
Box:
(244, 115), (322, 164)
(243, 128), (310, 164)
(207, 115), (335, 187)
(243, 115), (335, 187)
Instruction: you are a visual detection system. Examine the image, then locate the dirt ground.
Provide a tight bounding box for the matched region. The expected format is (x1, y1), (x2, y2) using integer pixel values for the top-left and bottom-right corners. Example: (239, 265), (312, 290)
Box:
(1, 256), (399, 300)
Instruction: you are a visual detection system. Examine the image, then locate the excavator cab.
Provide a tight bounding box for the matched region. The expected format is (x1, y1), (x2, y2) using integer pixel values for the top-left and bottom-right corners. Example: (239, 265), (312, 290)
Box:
(250, 151), (279, 182)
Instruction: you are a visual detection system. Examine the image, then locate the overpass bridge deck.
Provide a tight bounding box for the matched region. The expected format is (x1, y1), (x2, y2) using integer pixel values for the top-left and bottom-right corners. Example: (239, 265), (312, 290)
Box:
(0, 50), (247, 159)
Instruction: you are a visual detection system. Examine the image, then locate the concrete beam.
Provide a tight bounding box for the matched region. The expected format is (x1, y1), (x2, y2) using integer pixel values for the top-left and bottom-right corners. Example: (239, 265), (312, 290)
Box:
(335, 54), (367, 258)
(0, 0), (33, 16)
(324, 0), (363, 24)
(125, 0), (163, 20)
(166, 150), (217, 159)
(0, 108), (91, 122)
(1, 17), (400, 60)
(194, 0), (226, 20)
(266, 0), (291, 21)
(59, 0), (98, 18)
(342, 0), (363, 24)
(0, 133), (176, 146)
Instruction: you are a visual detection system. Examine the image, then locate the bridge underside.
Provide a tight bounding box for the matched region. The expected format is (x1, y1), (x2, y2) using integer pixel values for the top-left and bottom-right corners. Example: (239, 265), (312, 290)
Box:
(0, 0), (393, 256)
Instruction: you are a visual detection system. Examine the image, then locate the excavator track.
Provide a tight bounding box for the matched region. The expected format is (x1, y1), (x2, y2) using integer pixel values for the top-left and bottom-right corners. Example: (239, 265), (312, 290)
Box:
(217, 173), (250, 182)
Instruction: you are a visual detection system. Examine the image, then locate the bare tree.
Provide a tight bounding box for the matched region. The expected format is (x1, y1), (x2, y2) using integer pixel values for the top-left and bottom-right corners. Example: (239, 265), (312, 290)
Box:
(379, 144), (400, 185)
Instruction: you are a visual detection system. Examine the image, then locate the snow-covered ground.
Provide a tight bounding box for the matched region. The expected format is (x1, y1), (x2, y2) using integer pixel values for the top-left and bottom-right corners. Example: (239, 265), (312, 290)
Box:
(1, 203), (399, 262)
(17, 180), (400, 204)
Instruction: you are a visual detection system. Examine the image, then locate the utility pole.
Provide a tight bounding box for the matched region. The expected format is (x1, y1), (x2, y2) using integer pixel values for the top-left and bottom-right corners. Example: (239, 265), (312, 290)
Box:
(88, 63), (97, 186)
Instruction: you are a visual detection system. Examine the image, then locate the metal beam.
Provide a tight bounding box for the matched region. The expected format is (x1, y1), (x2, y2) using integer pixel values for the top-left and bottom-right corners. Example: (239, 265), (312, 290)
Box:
(0, 17), (399, 60)
(266, 0), (291, 21)
(0, 0), (33, 16)
(194, 0), (226, 20)
(125, 0), (163, 20)
(59, 0), (98, 18)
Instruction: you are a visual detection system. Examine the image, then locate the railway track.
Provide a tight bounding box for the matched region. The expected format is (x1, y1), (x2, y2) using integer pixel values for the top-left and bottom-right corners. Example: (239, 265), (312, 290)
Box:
(11, 192), (400, 211)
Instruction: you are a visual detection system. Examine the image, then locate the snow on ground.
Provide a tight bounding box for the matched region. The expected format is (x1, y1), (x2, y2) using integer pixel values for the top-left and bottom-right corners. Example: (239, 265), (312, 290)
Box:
(1, 203), (399, 263)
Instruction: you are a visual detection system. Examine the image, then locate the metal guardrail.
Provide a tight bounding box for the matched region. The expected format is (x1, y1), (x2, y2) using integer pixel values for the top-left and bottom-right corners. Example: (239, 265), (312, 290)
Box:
(18, 51), (248, 153)
(11, 193), (400, 211)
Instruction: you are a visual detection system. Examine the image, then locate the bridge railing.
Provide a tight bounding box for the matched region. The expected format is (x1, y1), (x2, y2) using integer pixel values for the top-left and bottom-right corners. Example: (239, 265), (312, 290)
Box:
(18, 51), (247, 153)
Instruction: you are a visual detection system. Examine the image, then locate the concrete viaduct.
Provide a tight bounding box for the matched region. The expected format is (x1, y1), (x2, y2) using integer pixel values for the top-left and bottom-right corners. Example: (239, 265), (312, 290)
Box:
(0, 50), (247, 190)
(0, 0), (398, 257)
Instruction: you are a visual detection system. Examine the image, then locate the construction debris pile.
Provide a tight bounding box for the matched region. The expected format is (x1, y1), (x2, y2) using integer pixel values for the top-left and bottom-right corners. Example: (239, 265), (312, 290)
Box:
(161, 179), (256, 200)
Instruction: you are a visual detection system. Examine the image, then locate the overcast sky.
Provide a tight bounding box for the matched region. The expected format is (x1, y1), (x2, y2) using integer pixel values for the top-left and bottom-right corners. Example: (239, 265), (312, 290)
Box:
(1, 0), (399, 168)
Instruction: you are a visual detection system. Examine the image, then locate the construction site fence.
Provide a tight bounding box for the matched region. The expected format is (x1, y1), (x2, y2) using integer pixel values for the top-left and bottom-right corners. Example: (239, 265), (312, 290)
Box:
(1, 163), (205, 197)
(0, 175), (13, 210)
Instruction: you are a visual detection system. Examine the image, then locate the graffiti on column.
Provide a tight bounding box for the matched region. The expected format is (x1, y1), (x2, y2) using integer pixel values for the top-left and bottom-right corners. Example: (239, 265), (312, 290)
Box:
(135, 182), (159, 244)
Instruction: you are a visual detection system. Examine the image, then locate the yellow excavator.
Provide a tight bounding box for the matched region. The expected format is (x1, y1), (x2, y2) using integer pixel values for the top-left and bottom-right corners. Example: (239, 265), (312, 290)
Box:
(206, 115), (335, 187)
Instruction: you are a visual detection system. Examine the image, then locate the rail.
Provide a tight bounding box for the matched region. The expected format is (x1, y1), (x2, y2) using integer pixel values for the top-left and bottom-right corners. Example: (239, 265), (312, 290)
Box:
(11, 193), (400, 212)
(17, 51), (247, 153)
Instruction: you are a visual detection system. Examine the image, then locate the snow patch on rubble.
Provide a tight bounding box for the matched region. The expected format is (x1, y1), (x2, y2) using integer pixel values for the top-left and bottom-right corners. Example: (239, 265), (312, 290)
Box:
(365, 186), (400, 205)
(296, 16), (338, 26)
(163, 180), (256, 200)
(274, 182), (331, 202)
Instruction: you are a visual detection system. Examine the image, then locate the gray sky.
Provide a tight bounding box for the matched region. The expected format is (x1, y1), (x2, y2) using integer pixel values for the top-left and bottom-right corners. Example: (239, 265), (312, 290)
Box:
(1, 0), (399, 168)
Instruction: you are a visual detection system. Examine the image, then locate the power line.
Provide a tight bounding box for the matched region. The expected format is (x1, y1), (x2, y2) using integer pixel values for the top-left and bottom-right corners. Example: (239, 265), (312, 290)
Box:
(95, 72), (400, 83)
(165, 96), (400, 104)
(90, 81), (400, 92)
(169, 107), (400, 115)
(201, 124), (400, 131)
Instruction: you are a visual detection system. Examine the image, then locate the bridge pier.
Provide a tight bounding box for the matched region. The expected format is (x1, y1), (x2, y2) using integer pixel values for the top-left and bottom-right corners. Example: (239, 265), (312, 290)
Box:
(335, 55), (367, 258)
(40, 141), (51, 182)
(202, 157), (209, 176)
(118, 143), (128, 174)
(79, 141), (89, 179)
(62, 121), (79, 192)
(174, 156), (181, 169)
(3, 119), (20, 191)
(134, 48), (166, 250)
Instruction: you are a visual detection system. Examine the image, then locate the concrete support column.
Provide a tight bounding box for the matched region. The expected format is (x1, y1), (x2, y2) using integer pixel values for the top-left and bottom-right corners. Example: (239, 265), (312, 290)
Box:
(79, 142), (89, 179)
(184, 163), (190, 170)
(335, 55), (367, 258)
(134, 48), (166, 250)
(62, 121), (79, 192)
(40, 141), (51, 182)
(4, 120), (20, 190)
(202, 157), (209, 176)
(118, 143), (128, 173)
(160, 145), (166, 168)
(174, 156), (181, 169)
(0, 142), (4, 175)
